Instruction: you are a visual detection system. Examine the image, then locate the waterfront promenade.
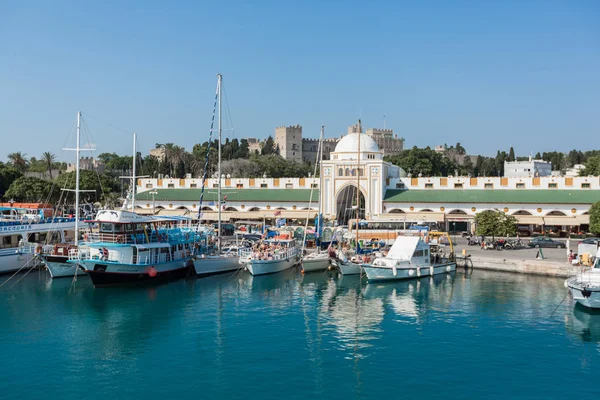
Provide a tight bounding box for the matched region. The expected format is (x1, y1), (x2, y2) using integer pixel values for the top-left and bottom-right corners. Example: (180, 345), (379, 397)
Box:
(453, 237), (581, 278)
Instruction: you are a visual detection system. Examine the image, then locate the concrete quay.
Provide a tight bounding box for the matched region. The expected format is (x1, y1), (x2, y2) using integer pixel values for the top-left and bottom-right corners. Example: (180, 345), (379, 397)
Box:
(452, 237), (580, 278)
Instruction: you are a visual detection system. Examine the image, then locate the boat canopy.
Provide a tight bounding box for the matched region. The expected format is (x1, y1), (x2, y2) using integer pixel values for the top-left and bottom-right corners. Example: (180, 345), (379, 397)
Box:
(386, 236), (422, 260)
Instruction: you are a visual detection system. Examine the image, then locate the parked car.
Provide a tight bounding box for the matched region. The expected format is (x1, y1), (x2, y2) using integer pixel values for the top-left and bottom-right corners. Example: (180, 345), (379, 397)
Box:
(580, 237), (600, 245)
(528, 237), (565, 249)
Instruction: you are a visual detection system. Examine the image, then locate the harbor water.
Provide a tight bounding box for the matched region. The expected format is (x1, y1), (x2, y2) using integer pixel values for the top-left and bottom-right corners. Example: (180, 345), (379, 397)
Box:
(1, 268), (599, 399)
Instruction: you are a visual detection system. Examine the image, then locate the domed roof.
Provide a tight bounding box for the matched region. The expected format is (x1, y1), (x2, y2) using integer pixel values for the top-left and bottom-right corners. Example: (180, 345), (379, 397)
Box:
(334, 133), (380, 153)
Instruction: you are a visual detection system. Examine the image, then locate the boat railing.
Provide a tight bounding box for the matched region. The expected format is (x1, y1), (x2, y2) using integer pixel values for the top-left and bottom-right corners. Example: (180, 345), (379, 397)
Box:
(244, 246), (299, 262)
(85, 228), (199, 245)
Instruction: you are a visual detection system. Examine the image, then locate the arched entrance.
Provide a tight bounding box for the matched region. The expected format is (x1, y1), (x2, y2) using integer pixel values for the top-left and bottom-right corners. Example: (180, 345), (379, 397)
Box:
(336, 185), (365, 224)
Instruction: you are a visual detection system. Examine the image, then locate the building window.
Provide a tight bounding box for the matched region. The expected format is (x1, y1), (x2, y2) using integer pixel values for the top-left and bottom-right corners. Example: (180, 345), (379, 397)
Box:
(396, 183), (405, 189)
(190, 184), (197, 188)
(425, 183), (433, 189)
(167, 183), (175, 188)
(260, 183), (268, 188)
(213, 184), (218, 188)
(484, 183), (493, 189)
(146, 183), (153, 188)
(548, 183), (557, 189)
(516, 183), (525, 188)
(311, 183), (318, 188)
(338, 168), (343, 176)
(236, 183), (243, 188)
(454, 183), (463, 188)
(351, 169), (356, 176)
(285, 183), (293, 189)
(582, 183), (591, 189)
(345, 168), (350, 176)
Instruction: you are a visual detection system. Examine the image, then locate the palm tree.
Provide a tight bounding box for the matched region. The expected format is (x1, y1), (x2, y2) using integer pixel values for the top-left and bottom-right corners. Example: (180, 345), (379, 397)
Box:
(41, 151), (56, 179)
(7, 152), (29, 173)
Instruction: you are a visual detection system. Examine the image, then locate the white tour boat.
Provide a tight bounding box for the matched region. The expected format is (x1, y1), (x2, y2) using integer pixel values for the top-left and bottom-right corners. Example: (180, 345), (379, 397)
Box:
(362, 236), (456, 282)
(239, 235), (300, 276)
(73, 210), (198, 287)
(566, 248), (600, 309)
(1, 204), (77, 274)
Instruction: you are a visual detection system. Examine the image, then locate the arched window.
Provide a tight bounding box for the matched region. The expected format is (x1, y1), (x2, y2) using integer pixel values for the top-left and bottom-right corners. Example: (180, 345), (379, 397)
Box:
(338, 168), (343, 176)
(351, 169), (356, 176)
(345, 168), (350, 176)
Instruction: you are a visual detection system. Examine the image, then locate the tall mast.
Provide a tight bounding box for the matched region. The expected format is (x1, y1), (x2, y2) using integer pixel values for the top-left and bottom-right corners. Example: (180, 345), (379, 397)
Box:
(356, 119), (361, 248)
(75, 111), (81, 243)
(132, 132), (137, 211)
(318, 125), (324, 247)
(217, 73), (222, 252)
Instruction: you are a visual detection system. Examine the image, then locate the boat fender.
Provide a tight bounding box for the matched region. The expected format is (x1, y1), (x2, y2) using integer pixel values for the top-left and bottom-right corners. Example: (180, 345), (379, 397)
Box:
(408, 269), (414, 276)
(392, 265), (397, 277)
(446, 265), (451, 272)
(148, 266), (157, 277)
(417, 267), (421, 277)
(563, 279), (569, 288)
(430, 267), (434, 275)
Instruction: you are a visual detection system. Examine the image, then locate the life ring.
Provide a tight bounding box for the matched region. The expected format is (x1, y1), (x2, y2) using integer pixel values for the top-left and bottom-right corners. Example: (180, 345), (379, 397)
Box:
(116, 235), (125, 243)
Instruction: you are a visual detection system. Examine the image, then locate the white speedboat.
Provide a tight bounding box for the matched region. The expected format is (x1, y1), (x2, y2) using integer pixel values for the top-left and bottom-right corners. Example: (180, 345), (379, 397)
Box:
(240, 236), (300, 276)
(193, 245), (240, 277)
(362, 236), (456, 282)
(302, 251), (330, 272)
(40, 243), (86, 278)
(331, 247), (363, 275)
(566, 249), (600, 309)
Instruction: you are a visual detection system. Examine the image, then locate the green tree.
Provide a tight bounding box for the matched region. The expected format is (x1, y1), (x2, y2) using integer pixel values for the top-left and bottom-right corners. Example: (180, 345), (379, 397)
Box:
(42, 152), (56, 179)
(385, 146), (458, 177)
(4, 176), (55, 202)
(54, 170), (120, 202)
(238, 139), (250, 159)
(508, 147), (515, 162)
(261, 136), (276, 155)
(589, 201), (600, 236)
(7, 152), (29, 173)
(0, 162), (22, 199)
(581, 156), (600, 176)
(474, 210), (517, 238)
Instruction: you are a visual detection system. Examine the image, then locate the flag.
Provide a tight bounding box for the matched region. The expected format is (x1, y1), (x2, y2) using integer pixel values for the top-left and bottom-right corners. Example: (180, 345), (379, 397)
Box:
(274, 210), (281, 216)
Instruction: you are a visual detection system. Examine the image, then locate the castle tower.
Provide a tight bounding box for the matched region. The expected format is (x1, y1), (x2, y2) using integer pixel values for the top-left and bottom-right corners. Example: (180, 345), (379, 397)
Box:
(275, 125), (303, 162)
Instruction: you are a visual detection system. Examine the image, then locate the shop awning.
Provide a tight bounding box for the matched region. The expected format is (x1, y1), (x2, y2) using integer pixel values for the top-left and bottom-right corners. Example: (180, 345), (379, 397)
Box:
(378, 212), (446, 222)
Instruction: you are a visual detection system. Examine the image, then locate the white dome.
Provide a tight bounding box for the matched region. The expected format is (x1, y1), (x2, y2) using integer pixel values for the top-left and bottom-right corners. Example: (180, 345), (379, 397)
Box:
(334, 133), (380, 154)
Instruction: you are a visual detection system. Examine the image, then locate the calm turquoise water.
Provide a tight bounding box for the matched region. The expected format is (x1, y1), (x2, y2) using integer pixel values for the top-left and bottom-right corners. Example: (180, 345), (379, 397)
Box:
(1, 268), (599, 400)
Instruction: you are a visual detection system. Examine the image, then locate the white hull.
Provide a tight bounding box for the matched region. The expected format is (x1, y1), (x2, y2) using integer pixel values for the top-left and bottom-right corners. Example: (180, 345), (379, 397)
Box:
(0, 252), (36, 274)
(193, 255), (240, 276)
(364, 263), (456, 282)
(567, 276), (600, 309)
(246, 256), (299, 276)
(302, 254), (330, 272)
(45, 259), (86, 278)
(332, 259), (362, 275)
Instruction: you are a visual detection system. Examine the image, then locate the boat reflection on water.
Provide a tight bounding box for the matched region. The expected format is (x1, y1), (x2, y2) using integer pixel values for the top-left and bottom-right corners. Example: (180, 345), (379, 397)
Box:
(565, 304), (600, 344)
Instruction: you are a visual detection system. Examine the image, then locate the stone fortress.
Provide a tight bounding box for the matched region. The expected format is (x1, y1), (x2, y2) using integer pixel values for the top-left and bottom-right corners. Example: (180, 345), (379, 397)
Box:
(251, 121), (405, 164)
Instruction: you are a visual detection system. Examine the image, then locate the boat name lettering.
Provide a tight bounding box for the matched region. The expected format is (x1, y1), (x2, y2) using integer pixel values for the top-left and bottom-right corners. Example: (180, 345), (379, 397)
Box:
(0, 225), (33, 233)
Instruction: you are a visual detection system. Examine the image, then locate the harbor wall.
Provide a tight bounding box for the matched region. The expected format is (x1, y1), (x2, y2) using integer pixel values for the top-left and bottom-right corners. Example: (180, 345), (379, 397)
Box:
(468, 256), (578, 278)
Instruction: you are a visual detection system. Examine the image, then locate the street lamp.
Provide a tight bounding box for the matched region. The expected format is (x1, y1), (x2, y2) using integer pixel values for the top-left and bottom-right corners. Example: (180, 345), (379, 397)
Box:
(149, 191), (158, 215)
(452, 222), (456, 245)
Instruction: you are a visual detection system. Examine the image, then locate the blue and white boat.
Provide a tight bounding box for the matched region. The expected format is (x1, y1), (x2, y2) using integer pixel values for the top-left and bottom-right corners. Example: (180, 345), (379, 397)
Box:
(73, 210), (199, 287)
(1, 205), (78, 274)
(362, 236), (456, 282)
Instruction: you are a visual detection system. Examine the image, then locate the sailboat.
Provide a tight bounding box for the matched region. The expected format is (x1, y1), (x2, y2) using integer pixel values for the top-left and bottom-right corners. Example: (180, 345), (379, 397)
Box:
(38, 111), (89, 278)
(301, 125), (330, 273)
(193, 74), (240, 277)
(332, 120), (364, 275)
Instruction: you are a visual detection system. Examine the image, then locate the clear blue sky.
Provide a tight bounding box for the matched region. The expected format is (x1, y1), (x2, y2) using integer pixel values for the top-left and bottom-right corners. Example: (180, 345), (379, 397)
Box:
(1, 0), (598, 162)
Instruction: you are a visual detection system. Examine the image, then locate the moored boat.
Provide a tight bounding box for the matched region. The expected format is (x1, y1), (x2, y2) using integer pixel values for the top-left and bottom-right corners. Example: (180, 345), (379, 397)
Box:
(239, 236), (300, 276)
(363, 235), (456, 282)
(566, 248), (600, 309)
(74, 210), (198, 287)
